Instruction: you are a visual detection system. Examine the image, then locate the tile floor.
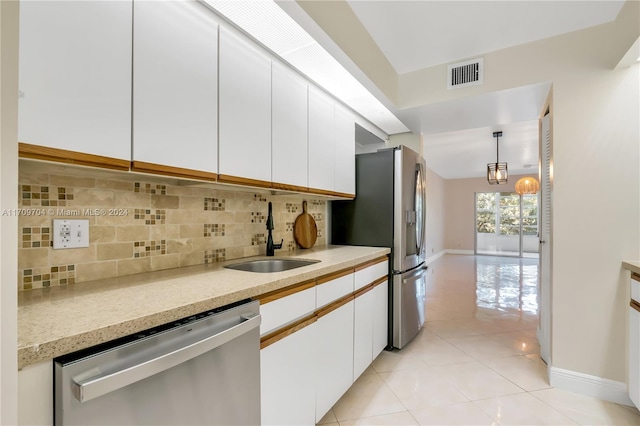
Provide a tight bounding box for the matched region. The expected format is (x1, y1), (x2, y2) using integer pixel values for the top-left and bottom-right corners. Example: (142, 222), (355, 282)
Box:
(317, 254), (640, 425)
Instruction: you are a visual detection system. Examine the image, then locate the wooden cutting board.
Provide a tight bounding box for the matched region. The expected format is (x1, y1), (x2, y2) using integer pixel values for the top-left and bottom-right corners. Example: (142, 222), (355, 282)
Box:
(293, 201), (317, 249)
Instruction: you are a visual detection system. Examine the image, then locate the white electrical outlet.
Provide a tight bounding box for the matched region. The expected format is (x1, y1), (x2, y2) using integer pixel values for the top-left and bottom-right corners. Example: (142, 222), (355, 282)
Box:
(53, 219), (89, 249)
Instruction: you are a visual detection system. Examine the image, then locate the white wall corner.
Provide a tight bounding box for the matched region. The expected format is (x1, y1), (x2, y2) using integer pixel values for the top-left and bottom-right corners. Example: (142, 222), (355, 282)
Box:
(425, 250), (446, 266)
(549, 366), (634, 407)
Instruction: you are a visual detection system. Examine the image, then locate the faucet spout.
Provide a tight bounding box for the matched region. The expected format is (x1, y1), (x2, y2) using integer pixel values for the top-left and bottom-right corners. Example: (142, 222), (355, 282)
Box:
(266, 202), (282, 256)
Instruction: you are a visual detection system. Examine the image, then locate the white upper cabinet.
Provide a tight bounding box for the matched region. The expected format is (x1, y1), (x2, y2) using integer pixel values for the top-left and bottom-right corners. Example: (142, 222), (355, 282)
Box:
(18, 0), (132, 162)
(308, 87), (335, 193)
(334, 104), (356, 195)
(218, 27), (272, 185)
(132, 0), (218, 179)
(272, 62), (309, 190)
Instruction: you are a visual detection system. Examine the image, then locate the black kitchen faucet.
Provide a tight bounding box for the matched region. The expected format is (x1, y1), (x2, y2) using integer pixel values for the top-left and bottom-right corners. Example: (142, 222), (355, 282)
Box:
(266, 202), (283, 256)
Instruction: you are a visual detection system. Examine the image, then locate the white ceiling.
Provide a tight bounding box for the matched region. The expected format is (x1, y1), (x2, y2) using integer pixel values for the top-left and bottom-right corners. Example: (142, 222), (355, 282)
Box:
(400, 81), (551, 178)
(347, 0), (625, 74)
(341, 0), (625, 179)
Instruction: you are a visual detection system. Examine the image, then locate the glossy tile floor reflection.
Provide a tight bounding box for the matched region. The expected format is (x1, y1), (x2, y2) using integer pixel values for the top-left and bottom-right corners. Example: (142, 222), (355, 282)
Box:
(317, 254), (640, 425)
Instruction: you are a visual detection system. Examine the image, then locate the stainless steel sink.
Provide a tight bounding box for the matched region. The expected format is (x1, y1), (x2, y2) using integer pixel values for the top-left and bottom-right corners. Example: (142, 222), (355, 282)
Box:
(224, 258), (320, 273)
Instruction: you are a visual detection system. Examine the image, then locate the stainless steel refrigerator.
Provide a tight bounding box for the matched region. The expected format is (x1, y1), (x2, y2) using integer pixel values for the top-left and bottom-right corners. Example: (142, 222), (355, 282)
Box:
(332, 145), (427, 349)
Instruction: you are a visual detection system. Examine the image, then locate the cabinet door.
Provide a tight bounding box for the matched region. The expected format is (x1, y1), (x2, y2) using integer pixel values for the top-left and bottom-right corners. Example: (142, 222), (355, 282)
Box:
(219, 28), (272, 185)
(260, 284), (316, 336)
(372, 280), (389, 357)
(18, 360), (53, 426)
(308, 87), (335, 193)
(334, 104), (356, 196)
(132, 0), (218, 179)
(272, 62), (308, 190)
(315, 299), (354, 422)
(353, 288), (374, 381)
(261, 321), (317, 426)
(317, 270), (354, 309)
(18, 0), (132, 162)
(630, 305), (639, 408)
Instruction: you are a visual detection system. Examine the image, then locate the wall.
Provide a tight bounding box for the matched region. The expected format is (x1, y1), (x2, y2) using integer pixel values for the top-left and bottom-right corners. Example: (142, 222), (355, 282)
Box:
(444, 174), (533, 251)
(0, 0), (19, 423)
(16, 161), (327, 290)
(425, 167), (445, 260)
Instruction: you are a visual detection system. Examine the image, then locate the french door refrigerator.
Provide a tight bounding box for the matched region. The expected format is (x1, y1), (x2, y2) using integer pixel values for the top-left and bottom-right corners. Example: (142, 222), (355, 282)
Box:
(332, 145), (427, 349)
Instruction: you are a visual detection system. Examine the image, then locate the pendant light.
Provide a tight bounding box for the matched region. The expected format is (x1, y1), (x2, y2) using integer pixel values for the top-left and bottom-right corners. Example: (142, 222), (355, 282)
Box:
(515, 176), (540, 195)
(487, 131), (508, 184)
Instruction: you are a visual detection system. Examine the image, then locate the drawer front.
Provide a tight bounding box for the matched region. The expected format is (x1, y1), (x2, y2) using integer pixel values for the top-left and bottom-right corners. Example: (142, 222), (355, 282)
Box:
(260, 286), (316, 335)
(317, 273), (354, 308)
(355, 260), (388, 291)
(632, 273), (640, 303)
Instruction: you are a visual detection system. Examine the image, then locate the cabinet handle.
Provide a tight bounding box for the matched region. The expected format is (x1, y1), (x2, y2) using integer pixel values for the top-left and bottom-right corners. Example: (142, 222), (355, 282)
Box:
(260, 315), (317, 349)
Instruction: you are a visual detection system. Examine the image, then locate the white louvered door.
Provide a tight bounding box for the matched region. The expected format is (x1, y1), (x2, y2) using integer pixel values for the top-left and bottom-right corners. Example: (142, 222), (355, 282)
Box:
(538, 112), (552, 364)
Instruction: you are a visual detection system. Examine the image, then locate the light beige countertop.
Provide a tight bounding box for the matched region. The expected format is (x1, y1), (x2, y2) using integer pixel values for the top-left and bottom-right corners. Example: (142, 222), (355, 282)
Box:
(623, 261), (640, 276)
(18, 245), (389, 369)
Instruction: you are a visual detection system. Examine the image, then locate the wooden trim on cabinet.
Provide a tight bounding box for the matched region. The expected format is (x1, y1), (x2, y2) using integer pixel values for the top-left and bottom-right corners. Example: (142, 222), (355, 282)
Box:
(316, 267), (354, 285)
(271, 181), (309, 193)
(19, 143), (130, 171)
(354, 256), (388, 272)
(260, 314), (317, 349)
(255, 279), (316, 305)
(131, 161), (217, 181)
(632, 273), (640, 282)
(631, 299), (640, 313)
(370, 275), (388, 288)
(353, 283), (374, 299)
(218, 174), (272, 189)
(307, 187), (355, 199)
(316, 294), (354, 319)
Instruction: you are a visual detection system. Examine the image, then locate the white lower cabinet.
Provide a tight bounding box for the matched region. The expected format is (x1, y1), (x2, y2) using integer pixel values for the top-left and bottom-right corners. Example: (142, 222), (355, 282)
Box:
(353, 288), (375, 381)
(315, 299), (355, 422)
(261, 320), (317, 426)
(18, 360), (53, 426)
(372, 280), (389, 357)
(353, 275), (388, 382)
(630, 305), (639, 407)
(629, 274), (640, 408)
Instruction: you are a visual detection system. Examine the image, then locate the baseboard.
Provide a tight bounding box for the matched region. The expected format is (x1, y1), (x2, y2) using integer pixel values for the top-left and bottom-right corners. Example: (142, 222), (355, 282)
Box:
(425, 250), (446, 265)
(444, 249), (474, 255)
(549, 366), (634, 406)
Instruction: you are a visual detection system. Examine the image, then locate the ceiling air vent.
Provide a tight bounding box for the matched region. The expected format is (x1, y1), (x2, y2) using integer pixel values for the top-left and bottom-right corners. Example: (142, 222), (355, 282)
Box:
(447, 58), (483, 89)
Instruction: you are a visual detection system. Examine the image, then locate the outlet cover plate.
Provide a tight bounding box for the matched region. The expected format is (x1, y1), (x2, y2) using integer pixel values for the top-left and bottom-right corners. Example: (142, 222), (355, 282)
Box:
(53, 219), (89, 249)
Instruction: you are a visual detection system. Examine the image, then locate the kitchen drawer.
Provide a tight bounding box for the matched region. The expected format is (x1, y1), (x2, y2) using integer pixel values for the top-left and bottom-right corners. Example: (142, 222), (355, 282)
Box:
(258, 280), (316, 336)
(632, 273), (640, 303)
(354, 258), (388, 291)
(316, 269), (354, 308)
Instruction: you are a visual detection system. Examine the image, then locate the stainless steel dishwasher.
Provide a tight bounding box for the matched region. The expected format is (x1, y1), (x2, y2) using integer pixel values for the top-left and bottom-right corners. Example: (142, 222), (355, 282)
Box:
(54, 299), (261, 426)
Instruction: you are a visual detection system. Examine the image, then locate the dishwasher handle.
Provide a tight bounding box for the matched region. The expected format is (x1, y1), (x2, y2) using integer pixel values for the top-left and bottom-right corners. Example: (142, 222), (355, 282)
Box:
(72, 312), (261, 403)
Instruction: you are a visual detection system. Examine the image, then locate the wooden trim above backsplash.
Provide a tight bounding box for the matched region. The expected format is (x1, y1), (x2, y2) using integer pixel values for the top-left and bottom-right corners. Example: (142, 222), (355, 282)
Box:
(19, 143), (130, 171)
(131, 161), (217, 182)
(308, 187), (355, 199)
(218, 174), (272, 189)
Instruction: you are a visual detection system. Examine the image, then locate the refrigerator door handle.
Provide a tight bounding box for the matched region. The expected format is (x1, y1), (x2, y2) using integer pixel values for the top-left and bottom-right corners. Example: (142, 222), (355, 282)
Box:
(406, 210), (416, 224)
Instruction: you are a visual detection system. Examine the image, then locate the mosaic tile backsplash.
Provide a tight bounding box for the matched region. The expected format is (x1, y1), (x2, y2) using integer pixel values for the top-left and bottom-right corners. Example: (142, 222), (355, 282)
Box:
(17, 162), (327, 291)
